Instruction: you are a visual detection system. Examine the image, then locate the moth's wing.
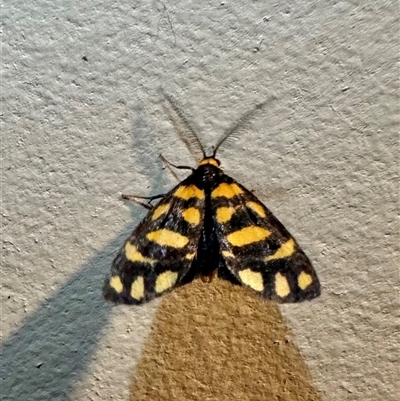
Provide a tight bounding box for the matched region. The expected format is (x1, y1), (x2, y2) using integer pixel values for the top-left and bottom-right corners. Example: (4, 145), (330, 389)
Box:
(103, 176), (205, 304)
(211, 176), (321, 302)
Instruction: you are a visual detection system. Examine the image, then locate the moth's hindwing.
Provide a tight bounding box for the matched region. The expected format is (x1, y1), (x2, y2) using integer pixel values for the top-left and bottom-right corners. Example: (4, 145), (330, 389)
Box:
(103, 176), (205, 304)
(211, 175), (321, 302)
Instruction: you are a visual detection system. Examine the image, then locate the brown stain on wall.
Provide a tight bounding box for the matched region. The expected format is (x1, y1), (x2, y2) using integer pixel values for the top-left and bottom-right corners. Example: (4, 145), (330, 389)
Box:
(131, 278), (322, 401)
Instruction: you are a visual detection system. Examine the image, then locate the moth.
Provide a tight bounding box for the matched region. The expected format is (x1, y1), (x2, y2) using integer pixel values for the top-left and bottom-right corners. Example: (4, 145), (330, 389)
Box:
(103, 94), (321, 305)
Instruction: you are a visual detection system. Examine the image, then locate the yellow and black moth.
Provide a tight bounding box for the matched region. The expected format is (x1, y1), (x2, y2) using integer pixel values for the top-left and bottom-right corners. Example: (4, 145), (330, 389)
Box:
(103, 94), (321, 305)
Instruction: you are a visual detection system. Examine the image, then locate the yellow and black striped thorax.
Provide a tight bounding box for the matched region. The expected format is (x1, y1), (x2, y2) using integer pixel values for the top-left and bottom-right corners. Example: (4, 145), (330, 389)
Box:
(191, 157), (222, 188)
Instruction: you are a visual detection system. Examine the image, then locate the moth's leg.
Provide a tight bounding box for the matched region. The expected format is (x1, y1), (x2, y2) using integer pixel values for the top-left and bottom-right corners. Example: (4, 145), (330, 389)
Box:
(121, 154), (193, 209)
(159, 154), (194, 171)
(121, 194), (166, 209)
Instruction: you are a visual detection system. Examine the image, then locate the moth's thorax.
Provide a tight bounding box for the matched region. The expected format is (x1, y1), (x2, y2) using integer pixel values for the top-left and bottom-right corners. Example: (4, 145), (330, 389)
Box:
(195, 157), (223, 188)
(197, 157), (220, 168)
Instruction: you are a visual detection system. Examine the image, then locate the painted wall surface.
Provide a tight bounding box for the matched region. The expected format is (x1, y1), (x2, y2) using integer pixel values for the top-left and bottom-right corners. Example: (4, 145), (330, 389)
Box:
(2, 1), (398, 400)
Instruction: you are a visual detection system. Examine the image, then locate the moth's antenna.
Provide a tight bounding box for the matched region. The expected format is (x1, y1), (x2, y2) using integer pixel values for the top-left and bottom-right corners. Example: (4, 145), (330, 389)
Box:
(213, 101), (268, 157)
(161, 89), (206, 159)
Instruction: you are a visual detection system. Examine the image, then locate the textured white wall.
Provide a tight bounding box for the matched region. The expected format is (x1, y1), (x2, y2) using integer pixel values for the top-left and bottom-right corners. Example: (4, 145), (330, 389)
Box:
(2, 1), (398, 400)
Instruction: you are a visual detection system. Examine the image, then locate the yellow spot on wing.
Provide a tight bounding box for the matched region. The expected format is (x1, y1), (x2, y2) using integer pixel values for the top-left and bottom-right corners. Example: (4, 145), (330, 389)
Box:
(109, 276), (123, 293)
(125, 243), (155, 264)
(185, 252), (196, 260)
(211, 183), (243, 198)
(265, 238), (296, 262)
(152, 203), (170, 220)
(198, 158), (220, 167)
(222, 250), (235, 258)
(182, 207), (201, 225)
(216, 206), (235, 223)
(174, 185), (204, 200)
(298, 271), (313, 290)
(246, 201), (266, 218)
(227, 226), (271, 247)
(147, 229), (189, 248)
(155, 271), (179, 293)
(275, 272), (290, 298)
(130, 276), (144, 300)
(239, 269), (264, 291)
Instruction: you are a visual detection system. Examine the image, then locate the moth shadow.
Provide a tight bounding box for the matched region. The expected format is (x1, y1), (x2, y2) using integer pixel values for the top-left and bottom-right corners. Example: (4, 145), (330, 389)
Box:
(1, 106), (170, 400)
(2, 235), (117, 400)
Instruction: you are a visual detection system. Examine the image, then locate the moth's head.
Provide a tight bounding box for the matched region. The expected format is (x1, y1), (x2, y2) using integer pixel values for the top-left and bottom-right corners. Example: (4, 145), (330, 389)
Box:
(197, 157), (221, 168)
